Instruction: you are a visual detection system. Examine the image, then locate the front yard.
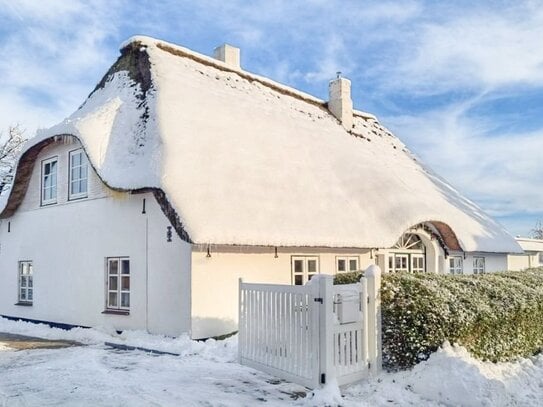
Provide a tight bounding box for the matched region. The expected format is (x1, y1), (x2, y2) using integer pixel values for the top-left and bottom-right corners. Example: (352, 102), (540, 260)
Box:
(1, 317), (543, 406)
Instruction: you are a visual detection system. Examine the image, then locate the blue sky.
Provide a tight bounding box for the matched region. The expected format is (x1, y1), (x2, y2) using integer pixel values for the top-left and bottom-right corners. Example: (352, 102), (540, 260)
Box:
(0, 0), (542, 237)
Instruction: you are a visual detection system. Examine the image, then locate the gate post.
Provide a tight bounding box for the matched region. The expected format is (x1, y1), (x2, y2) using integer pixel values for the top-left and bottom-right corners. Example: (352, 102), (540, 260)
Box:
(365, 265), (382, 375)
(238, 277), (243, 364)
(312, 275), (335, 386)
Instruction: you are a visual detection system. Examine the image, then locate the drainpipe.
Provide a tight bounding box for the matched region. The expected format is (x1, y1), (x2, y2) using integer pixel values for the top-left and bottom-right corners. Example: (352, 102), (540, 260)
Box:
(145, 217), (149, 333)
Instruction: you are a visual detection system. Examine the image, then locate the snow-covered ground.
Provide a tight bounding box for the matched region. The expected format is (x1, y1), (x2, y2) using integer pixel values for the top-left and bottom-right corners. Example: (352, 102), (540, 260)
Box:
(1, 317), (542, 406)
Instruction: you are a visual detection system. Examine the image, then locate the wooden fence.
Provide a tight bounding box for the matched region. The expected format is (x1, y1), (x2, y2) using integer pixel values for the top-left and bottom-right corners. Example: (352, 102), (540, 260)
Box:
(238, 265), (382, 388)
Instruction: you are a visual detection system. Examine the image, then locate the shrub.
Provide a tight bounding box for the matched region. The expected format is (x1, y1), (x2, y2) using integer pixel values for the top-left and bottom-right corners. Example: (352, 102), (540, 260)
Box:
(334, 268), (543, 370)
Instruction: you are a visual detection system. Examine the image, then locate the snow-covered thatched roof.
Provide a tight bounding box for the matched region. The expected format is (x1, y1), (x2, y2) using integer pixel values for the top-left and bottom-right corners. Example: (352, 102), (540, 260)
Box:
(0, 36), (522, 253)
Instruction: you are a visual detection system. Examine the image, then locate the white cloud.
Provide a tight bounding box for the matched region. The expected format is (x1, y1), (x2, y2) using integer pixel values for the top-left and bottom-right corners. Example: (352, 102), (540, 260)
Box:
(303, 34), (355, 82)
(0, 0), (125, 135)
(379, 2), (543, 94)
(385, 99), (543, 223)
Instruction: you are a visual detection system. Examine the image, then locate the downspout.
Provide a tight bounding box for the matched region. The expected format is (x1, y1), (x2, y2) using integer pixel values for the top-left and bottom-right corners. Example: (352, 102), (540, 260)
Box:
(145, 217), (149, 332)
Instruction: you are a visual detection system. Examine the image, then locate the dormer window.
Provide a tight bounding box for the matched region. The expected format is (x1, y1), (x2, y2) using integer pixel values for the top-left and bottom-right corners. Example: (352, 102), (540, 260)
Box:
(69, 149), (88, 200)
(41, 157), (58, 205)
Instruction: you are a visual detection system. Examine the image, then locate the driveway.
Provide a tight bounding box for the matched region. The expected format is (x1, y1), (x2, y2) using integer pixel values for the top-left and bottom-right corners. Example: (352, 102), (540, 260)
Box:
(0, 332), (80, 351)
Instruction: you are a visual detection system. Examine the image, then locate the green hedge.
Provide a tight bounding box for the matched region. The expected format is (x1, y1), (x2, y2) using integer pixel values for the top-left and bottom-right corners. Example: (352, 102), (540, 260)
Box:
(334, 268), (543, 370)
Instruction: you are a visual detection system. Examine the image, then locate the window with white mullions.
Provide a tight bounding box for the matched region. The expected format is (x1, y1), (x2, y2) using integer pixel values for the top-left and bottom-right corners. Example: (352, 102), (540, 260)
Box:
(389, 233), (426, 273)
(394, 254), (409, 272)
(473, 257), (485, 274)
(18, 261), (33, 304)
(449, 256), (463, 274)
(291, 256), (319, 285)
(69, 149), (88, 199)
(41, 157), (58, 205)
(336, 256), (359, 273)
(411, 254), (425, 273)
(107, 258), (130, 310)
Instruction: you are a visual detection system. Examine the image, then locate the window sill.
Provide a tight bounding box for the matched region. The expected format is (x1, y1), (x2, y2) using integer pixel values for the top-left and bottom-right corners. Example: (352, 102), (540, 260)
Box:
(68, 194), (88, 201)
(14, 302), (33, 306)
(102, 309), (130, 316)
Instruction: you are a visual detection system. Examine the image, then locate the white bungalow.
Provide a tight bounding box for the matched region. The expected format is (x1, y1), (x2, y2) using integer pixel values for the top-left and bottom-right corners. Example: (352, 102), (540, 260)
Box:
(508, 238), (543, 270)
(0, 37), (522, 339)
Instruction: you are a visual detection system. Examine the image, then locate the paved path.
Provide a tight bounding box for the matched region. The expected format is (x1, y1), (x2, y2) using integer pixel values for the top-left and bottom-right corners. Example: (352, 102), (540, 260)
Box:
(0, 332), (80, 351)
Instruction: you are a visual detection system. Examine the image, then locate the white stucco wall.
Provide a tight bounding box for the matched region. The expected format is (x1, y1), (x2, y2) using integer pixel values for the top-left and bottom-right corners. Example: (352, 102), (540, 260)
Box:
(0, 139), (191, 336)
(443, 251), (507, 274)
(190, 247), (372, 339)
(507, 253), (540, 271)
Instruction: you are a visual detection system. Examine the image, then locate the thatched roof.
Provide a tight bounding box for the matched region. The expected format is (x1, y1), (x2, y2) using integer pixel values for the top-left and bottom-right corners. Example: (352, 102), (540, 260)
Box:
(0, 36), (522, 253)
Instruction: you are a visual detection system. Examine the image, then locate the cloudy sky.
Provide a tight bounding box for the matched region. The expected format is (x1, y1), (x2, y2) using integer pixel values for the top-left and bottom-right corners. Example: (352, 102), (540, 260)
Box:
(0, 0), (542, 237)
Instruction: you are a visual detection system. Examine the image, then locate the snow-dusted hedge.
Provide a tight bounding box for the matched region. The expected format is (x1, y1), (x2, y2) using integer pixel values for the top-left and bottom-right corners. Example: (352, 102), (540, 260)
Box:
(335, 268), (543, 370)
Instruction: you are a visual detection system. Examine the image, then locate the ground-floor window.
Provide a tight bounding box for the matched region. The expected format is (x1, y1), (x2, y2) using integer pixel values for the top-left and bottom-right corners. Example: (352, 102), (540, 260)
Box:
(106, 257), (130, 310)
(388, 253), (425, 273)
(388, 233), (426, 273)
(449, 256), (463, 274)
(473, 257), (485, 274)
(291, 256), (319, 285)
(411, 254), (425, 273)
(394, 254), (409, 272)
(18, 261), (33, 304)
(336, 256), (359, 273)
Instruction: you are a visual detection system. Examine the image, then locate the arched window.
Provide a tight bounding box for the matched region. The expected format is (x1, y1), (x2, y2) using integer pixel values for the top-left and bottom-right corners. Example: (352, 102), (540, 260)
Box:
(388, 233), (426, 273)
(392, 233), (424, 250)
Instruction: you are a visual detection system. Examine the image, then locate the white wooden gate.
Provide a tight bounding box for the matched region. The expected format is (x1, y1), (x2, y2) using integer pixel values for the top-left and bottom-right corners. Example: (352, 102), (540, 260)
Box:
(238, 265), (381, 389)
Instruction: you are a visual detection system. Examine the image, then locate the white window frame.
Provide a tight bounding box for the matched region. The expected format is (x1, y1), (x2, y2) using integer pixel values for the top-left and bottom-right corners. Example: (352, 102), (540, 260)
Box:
(291, 256), (319, 285)
(336, 256), (359, 273)
(411, 254), (425, 273)
(106, 257), (130, 311)
(449, 256), (463, 274)
(69, 148), (88, 200)
(41, 157), (58, 205)
(473, 257), (485, 274)
(18, 261), (33, 304)
(394, 254), (409, 273)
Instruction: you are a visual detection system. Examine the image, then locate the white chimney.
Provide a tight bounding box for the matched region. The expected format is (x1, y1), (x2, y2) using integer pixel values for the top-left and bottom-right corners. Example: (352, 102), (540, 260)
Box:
(328, 76), (353, 130)
(213, 44), (240, 68)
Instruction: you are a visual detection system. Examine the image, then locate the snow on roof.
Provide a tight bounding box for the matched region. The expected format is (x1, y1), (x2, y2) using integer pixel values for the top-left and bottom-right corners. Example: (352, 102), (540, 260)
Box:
(0, 36), (522, 253)
(516, 238), (543, 252)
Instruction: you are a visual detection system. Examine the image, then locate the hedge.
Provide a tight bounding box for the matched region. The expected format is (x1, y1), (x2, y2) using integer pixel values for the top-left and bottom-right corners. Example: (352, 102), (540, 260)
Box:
(334, 268), (543, 370)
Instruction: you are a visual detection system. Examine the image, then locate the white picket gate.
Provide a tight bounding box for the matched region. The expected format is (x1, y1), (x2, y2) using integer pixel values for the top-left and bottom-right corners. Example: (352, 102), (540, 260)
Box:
(238, 265), (382, 389)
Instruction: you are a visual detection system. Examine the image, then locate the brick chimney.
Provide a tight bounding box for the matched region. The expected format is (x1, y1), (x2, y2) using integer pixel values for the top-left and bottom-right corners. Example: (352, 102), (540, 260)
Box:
(213, 44), (240, 68)
(328, 76), (353, 130)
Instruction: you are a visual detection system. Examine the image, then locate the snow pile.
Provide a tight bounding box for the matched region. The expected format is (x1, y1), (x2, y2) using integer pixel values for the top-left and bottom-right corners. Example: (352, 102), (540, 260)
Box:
(0, 317), (236, 361)
(0, 317), (111, 344)
(347, 342), (543, 407)
(0, 36), (520, 253)
(302, 379), (342, 406)
(118, 329), (237, 362)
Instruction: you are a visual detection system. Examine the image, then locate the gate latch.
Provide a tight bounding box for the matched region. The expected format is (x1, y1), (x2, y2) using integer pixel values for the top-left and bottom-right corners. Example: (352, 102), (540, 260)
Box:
(314, 298), (323, 304)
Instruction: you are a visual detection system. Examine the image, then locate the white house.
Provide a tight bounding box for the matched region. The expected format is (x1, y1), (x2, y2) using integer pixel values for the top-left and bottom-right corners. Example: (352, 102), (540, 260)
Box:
(0, 37), (523, 339)
(508, 238), (543, 270)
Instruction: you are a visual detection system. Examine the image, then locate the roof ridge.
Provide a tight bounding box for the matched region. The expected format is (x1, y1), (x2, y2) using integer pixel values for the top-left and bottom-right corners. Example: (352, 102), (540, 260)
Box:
(122, 36), (377, 121)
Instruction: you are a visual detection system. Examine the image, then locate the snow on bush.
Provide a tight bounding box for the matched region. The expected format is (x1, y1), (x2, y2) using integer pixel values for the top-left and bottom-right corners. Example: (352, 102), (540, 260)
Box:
(335, 268), (543, 370)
